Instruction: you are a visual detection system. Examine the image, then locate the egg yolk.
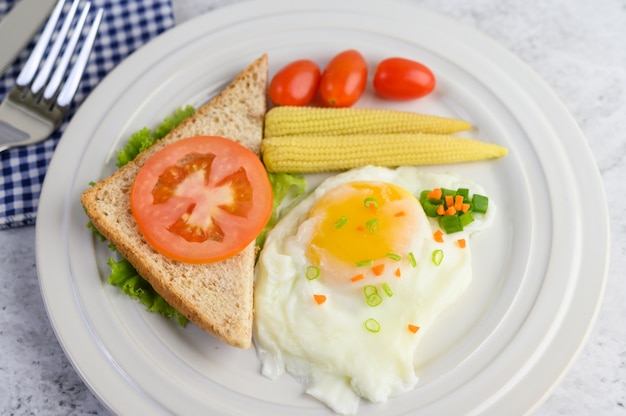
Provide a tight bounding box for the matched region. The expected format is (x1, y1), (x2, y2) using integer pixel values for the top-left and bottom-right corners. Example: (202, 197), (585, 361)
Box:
(306, 181), (425, 277)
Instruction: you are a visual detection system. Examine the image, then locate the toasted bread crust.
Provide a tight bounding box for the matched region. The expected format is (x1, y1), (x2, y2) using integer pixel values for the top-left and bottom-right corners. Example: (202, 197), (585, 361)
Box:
(81, 54), (268, 348)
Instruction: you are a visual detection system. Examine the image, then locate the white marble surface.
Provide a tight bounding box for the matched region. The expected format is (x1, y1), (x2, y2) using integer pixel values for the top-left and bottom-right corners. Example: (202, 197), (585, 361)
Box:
(1, 0), (624, 414)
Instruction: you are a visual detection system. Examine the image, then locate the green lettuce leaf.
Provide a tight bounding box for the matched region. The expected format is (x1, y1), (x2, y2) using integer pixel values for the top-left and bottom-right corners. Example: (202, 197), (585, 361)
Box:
(256, 172), (307, 250)
(116, 105), (195, 167)
(107, 257), (189, 326)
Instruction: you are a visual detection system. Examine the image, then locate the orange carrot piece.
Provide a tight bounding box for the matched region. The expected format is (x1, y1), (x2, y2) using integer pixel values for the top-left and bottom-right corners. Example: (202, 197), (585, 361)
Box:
(457, 238), (466, 248)
(372, 263), (386, 276)
(356, 225), (365, 231)
(445, 206), (457, 216)
(427, 188), (442, 199)
(395, 267), (402, 277)
(313, 294), (327, 305)
(436, 205), (445, 216)
(350, 273), (365, 282)
(454, 195), (464, 211)
(461, 203), (471, 213)
(408, 324), (420, 334)
(445, 195), (454, 208)
(394, 211), (406, 217)
(433, 229), (444, 243)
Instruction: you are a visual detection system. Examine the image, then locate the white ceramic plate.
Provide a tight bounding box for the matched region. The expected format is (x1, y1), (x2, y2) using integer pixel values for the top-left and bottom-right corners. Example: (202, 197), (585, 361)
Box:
(36, 1), (609, 415)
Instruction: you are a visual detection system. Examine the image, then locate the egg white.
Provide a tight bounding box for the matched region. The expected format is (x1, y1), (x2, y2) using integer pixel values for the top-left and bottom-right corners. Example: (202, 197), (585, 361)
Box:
(253, 165), (495, 415)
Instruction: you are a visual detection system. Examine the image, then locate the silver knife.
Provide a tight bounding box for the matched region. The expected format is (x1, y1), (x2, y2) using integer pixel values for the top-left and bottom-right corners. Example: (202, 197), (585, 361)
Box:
(0, 0), (58, 76)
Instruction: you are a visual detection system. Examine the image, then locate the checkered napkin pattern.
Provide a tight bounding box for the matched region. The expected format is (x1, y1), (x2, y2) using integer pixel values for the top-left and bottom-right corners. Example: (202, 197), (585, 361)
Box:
(0, 0), (174, 229)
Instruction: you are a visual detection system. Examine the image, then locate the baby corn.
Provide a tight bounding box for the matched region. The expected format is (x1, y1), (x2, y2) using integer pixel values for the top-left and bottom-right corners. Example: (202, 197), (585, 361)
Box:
(262, 134), (508, 173)
(264, 106), (472, 137)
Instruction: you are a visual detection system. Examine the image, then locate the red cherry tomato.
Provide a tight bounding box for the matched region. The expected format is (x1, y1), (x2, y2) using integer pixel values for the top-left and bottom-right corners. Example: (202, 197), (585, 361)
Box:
(373, 57), (436, 100)
(130, 136), (273, 264)
(319, 49), (368, 107)
(268, 59), (321, 106)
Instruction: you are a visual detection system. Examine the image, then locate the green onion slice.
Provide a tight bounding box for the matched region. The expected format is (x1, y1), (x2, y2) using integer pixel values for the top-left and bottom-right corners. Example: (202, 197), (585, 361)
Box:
(356, 259), (374, 267)
(408, 252), (417, 268)
(431, 249), (444, 266)
(306, 265), (320, 280)
(365, 218), (379, 233)
(364, 318), (381, 333)
(363, 285), (378, 298)
(334, 216), (348, 229)
(366, 293), (382, 307)
(382, 282), (393, 297)
(363, 197), (379, 210)
(386, 252), (402, 261)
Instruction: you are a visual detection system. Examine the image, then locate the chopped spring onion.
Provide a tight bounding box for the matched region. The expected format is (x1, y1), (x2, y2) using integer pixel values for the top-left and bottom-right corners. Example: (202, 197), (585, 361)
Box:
(419, 186), (489, 233)
(472, 194), (489, 214)
(363, 285), (378, 298)
(386, 252), (402, 261)
(366, 293), (382, 307)
(363, 285), (382, 307)
(365, 218), (379, 233)
(382, 282), (393, 297)
(363, 197), (379, 211)
(334, 215), (348, 229)
(356, 259), (373, 267)
(306, 265), (320, 280)
(364, 318), (381, 333)
(408, 252), (417, 268)
(432, 249), (444, 266)
(439, 215), (463, 234)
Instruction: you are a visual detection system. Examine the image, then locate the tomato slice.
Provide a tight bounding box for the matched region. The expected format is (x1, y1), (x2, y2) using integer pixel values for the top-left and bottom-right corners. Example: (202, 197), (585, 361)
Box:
(130, 136), (273, 263)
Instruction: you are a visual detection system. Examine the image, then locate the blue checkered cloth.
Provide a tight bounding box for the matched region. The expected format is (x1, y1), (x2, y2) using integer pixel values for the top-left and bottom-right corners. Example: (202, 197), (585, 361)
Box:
(0, 0), (174, 229)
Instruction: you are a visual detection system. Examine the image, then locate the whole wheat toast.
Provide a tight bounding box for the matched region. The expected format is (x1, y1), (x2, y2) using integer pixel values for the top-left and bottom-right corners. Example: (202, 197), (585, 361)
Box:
(81, 54), (268, 349)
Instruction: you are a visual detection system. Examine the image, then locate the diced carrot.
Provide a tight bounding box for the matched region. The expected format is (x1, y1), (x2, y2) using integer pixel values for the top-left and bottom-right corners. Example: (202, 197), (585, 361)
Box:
(457, 238), (466, 248)
(356, 225), (365, 231)
(395, 267), (402, 277)
(350, 273), (365, 282)
(436, 205), (445, 215)
(394, 211), (406, 217)
(433, 229), (444, 243)
(427, 188), (442, 199)
(445, 195), (454, 208)
(445, 206), (457, 216)
(313, 294), (327, 305)
(372, 263), (385, 276)
(461, 203), (471, 213)
(408, 324), (420, 334)
(454, 195), (464, 211)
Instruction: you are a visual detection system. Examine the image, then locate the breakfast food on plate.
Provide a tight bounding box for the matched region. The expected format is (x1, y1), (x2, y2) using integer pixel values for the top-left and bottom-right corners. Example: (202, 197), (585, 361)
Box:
(81, 54), (269, 349)
(253, 165), (495, 414)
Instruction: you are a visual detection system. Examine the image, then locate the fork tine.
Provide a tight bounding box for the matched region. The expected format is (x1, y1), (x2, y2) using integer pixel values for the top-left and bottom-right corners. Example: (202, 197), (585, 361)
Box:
(31, 0), (81, 96)
(15, 0), (66, 87)
(43, 3), (91, 101)
(56, 7), (103, 108)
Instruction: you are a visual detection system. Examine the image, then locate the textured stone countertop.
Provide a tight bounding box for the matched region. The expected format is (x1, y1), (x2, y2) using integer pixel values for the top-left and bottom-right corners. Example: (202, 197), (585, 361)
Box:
(1, 0), (624, 414)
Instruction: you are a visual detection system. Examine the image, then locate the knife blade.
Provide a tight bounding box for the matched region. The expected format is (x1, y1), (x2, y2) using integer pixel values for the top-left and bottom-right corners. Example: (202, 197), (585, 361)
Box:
(0, 0), (58, 76)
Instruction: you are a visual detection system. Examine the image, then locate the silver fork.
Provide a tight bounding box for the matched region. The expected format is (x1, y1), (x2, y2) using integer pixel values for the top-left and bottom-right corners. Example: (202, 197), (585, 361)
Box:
(0, 0), (103, 153)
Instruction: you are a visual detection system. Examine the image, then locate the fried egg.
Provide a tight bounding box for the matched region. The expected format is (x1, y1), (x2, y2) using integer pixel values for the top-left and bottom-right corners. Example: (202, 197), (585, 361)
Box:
(253, 165), (495, 414)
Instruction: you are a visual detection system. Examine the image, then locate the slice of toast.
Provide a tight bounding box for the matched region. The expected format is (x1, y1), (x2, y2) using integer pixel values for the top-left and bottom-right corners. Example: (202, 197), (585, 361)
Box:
(81, 54), (268, 349)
